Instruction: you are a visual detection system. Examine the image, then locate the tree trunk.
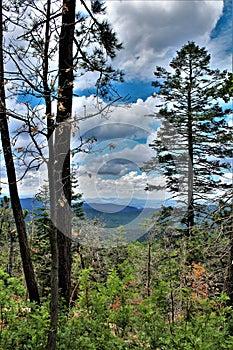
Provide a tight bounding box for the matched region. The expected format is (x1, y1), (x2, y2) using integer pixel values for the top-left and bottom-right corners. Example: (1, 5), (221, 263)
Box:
(224, 232), (233, 306)
(0, 2), (40, 304)
(7, 227), (15, 277)
(42, 1), (59, 349)
(187, 59), (194, 238)
(146, 239), (151, 297)
(55, 0), (76, 306)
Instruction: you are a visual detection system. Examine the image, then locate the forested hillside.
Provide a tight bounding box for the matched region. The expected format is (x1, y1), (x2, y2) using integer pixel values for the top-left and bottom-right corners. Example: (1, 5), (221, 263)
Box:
(0, 195), (233, 349)
(0, 1), (232, 349)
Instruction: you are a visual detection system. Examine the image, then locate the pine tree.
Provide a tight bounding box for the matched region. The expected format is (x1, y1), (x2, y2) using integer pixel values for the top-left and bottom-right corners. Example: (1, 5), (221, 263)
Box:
(71, 172), (85, 220)
(0, 197), (17, 276)
(143, 42), (232, 236)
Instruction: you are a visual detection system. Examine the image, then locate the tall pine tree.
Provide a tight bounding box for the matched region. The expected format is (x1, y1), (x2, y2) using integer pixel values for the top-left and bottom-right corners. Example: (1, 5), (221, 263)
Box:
(143, 42), (232, 236)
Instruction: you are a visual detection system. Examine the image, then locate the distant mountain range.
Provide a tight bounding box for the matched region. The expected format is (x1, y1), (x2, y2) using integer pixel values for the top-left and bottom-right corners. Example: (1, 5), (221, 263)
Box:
(2, 197), (157, 242)
(85, 197), (173, 209)
(83, 202), (156, 229)
(19, 198), (42, 210)
(1, 197), (219, 243)
(15, 198), (155, 213)
(83, 202), (153, 213)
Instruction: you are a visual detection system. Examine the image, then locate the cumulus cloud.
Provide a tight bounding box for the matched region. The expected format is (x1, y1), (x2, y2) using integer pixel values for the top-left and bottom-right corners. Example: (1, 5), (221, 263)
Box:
(207, 0), (232, 70)
(106, 0), (224, 80)
(73, 95), (160, 139)
(78, 141), (151, 170)
(97, 159), (137, 176)
(0, 168), (44, 198)
(78, 168), (168, 206)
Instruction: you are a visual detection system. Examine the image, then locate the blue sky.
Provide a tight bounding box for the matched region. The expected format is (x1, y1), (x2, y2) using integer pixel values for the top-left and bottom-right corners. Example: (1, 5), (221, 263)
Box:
(74, 0), (232, 208)
(1, 0), (232, 208)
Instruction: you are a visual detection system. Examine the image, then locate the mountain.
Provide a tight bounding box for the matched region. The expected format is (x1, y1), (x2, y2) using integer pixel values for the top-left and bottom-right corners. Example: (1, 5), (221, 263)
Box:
(85, 197), (165, 209)
(20, 198), (42, 211)
(83, 202), (155, 228)
(0, 197), (42, 211)
(0, 197), (157, 242)
(82, 202), (158, 241)
(83, 202), (148, 213)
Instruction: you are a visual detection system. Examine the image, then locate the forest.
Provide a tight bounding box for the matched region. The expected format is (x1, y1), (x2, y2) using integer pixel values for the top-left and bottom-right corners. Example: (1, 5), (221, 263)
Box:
(0, 1), (232, 349)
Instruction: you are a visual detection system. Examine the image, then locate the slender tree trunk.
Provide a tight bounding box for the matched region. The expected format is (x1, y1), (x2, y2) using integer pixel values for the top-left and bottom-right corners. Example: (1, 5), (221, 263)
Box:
(42, 1), (59, 349)
(7, 227), (15, 276)
(224, 231), (233, 306)
(0, 2), (40, 304)
(223, 216), (233, 306)
(187, 59), (194, 237)
(146, 239), (151, 297)
(55, 0), (76, 306)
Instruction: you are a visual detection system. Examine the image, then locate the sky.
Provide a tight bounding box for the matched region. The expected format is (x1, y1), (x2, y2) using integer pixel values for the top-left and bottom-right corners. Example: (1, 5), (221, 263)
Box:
(0, 0), (232, 209)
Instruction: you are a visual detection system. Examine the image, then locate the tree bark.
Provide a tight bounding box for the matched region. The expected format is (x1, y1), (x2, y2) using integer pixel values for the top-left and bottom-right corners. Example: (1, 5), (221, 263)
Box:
(55, 0), (76, 306)
(224, 236), (233, 305)
(224, 225), (233, 306)
(146, 239), (151, 297)
(43, 1), (59, 349)
(0, 1), (40, 304)
(187, 58), (194, 237)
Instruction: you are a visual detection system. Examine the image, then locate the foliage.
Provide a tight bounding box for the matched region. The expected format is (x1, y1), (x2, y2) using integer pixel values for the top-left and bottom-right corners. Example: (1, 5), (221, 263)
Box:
(0, 160), (231, 343)
(143, 41), (232, 235)
(0, 197), (16, 271)
(1, 263), (233, 349)
(0, 269), (49, 349)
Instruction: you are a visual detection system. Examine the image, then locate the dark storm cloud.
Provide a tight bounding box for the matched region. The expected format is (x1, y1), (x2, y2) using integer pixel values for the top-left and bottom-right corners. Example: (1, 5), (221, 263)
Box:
(82, 123), (149, 142)
(97, 158), (138, 176)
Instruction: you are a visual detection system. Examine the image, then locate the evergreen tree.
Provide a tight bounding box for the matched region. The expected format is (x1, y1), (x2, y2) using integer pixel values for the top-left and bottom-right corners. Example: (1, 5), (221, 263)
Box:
(143, 42), (232, 236)
(0, 197), (17, 276)
(33, 184), (51, 296)
(71, 172), (85, 220)
(32, 179), (85, 296)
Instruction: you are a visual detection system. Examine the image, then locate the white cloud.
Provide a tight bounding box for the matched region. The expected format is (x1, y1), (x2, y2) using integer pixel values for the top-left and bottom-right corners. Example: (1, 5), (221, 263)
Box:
(77, 142), (154, 177)
(73, 95), (160, 140)
(106, 0), (225, 79)
(78, 168), (168, 205)
(71, 96), (163, 204)
(0, 169), (45, 198)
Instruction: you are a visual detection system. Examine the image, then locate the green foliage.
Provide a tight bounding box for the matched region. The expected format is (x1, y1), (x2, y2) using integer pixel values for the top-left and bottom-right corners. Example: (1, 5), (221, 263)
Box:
(1, 249), (233, 350)
(143, 41), (232, 235)
(219, 73), (233, 100)
(0, 197), (21, 276)
(0, 194), (231, 350)
(0, 269), (49, 349)
(71, 173), (85, 221)
(29, 186), (52, 296)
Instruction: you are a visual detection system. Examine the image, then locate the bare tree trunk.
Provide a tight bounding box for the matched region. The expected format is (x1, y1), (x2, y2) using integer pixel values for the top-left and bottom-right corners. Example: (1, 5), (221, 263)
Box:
(187, 67), (194, 238)
(55, 0), (76, 306)
(42, 1), (59, 349)
(224, 230), (233, 306)
(7, 227), (15, 276)
(146, 240), (151, 297)
(0, 1), (40, 304)
(223, 215), (233, 306)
